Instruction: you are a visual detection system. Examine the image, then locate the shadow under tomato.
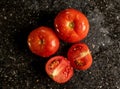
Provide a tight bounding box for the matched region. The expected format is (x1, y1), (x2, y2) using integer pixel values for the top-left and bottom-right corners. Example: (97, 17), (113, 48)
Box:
(13, 10), (60, 77)
(56, 41), (72, 57)
(30, 57), (48, 77)
(14, 10), (57, 51)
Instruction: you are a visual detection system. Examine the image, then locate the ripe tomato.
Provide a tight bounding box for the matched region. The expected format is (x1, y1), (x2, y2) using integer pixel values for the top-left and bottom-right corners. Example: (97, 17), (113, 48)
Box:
(27, 26), (59, 57)
(67, 43), (92, 70)
(45, 56), (74, 83)
(54, 8), (89, 43)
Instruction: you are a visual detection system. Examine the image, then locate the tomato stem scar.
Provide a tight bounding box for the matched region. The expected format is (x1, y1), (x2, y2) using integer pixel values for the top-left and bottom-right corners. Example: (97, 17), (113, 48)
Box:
(39, 39), (45, 44)
(69, 22), (74, 28)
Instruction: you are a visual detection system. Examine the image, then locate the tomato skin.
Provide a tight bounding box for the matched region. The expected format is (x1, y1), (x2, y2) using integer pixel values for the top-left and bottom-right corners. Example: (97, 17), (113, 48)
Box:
(67, 43), (92, 70)
(45, 56), (74, 83)
(27, 26), (59, 57)
(54, 8), (89, 43)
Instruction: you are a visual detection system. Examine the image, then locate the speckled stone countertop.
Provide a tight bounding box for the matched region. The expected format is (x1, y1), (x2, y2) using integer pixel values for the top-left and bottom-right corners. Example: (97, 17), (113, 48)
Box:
(0, 0), (120, 89)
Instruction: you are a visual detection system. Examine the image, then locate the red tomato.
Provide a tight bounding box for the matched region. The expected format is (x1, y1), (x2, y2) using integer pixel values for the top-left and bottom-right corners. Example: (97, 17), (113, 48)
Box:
(27, 26), (59, 57)
(67, 43), (92, 70)
(45, 56), (74, 83)
(54, 8), (89, 43)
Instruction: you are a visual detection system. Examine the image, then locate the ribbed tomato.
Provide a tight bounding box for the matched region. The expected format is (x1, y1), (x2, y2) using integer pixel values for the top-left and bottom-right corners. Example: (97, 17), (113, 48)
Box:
(27, 26), (59, 57)
(54, 8), (89, 43)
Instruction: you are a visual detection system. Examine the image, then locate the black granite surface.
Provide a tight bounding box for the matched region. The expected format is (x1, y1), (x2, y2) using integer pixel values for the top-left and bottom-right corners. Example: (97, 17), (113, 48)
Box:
(0, 0), (120, 89)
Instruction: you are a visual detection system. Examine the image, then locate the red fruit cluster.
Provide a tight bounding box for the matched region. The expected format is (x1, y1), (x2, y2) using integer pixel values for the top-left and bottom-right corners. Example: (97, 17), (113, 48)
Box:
(27, 8), (92, 83)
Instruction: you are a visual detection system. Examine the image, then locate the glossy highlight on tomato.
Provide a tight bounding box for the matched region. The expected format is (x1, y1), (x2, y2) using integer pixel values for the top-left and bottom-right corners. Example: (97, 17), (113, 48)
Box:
(67, 43), (92, 70)
(45, 56), (74, 83)
(27, 26), (59, 57)
(54, 8), (89, 43)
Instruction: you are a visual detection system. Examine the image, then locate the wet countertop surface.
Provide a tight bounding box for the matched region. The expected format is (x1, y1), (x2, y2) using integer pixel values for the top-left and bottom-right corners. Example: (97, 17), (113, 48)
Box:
(0, 0), (120, 89)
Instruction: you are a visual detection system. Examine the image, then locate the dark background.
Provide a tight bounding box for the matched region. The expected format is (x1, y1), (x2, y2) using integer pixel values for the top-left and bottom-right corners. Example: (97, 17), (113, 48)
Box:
(0, 0), (120, 89)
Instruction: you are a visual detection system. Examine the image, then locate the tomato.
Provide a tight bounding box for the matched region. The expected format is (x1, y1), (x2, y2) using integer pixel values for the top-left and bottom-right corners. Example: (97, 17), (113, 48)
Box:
(54, 8), (89, 43)
(27, 26), (59, 57)
(67, 43), (92, 70)
(45, 56), (74, 83)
